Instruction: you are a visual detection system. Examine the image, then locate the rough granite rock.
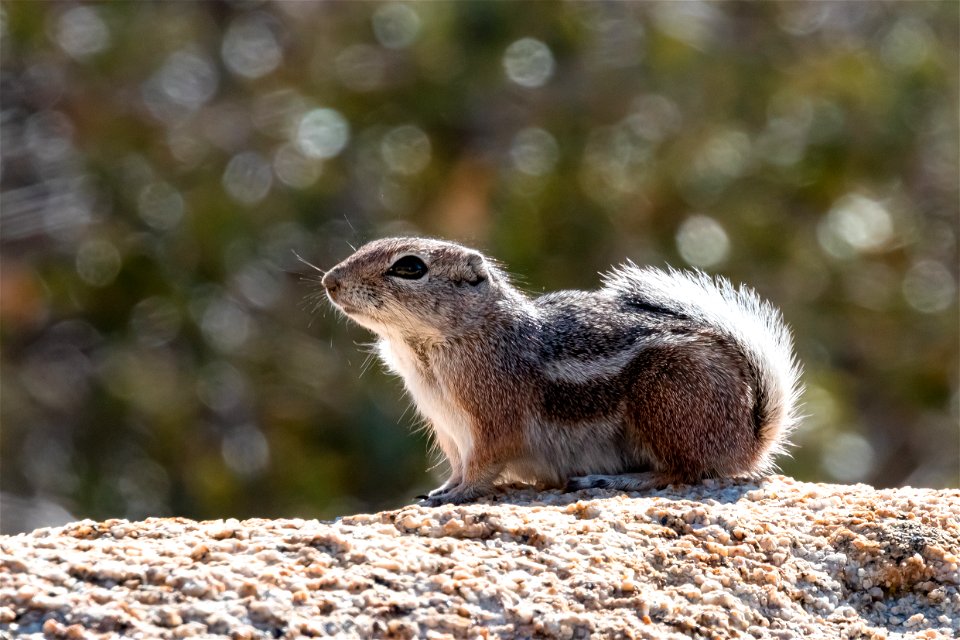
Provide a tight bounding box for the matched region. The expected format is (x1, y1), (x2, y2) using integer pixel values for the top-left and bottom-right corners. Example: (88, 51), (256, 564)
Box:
(1, 476), (957, 639)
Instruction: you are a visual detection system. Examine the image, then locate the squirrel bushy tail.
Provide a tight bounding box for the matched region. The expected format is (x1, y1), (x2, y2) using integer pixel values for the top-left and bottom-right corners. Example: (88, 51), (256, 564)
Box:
(603, 265), (804, 474)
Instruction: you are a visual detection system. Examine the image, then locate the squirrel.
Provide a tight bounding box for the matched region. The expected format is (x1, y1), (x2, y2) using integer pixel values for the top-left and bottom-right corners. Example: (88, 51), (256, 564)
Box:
(317, 237), (802, 506)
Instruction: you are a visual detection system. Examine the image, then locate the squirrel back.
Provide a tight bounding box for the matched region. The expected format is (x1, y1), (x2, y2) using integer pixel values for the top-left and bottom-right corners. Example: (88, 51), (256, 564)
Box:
(319, 238), (803, 505)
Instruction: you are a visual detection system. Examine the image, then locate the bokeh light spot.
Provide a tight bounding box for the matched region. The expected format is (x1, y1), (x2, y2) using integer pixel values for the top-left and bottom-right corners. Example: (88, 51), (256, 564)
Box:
(167, 127), (209, 167)
(222, 151), (273, 205)
(273, 144), (322, 189)
(296, 108), (350, 159)
(818, 195), (893, 259)
(158, 51), (219, 109)
(335, 44), (387, 92)
(676, 215), (730, 267)
(54, 6), (110, 59)
(821, 433), (875, 482)
(252, 89), (307, 137)
(651, 1), (721, 50)
(510, 128), (560, 176)
(137, 182), (185, 231)
(681, 129), (752, 202)
(580, 124), (654, 203)
(222, 424), (271, 479)
(201, 297), (252, 353)
(700, 130), (751, 180)
(196, 361), (248, 415)
(130, 297), (182, 347)
(75, 239), (121, 287)
(372, 3), (421, 49)
(20, 342), (91, 411)
(902, 260), (956, 314)
(880, 17), (934, 70)
(222, 13), (282, 79)
(381, 125), (431, 175)
(797, 385), (838, 434)
(626, 94), (682, 142)
(776, 3), (829, 36)
(503, 38), (554, 88)
(24, 110), (74, 163)
(234, 260), (285, 309)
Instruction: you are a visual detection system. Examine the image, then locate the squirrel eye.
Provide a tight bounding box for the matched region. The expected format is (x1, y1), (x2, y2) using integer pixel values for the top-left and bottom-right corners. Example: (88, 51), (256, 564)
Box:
(385, 255), (428, 279)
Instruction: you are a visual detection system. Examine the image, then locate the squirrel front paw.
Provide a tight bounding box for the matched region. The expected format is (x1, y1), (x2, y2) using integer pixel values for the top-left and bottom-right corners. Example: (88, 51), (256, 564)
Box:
(427, 480), (459, 498)
(415, 477), (463, 501)
(417, 483), (485, 507)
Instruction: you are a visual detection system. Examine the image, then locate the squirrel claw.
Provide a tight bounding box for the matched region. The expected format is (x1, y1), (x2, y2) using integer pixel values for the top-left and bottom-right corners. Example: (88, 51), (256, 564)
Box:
(425, 480), (462, 499)
(417, 486), (482, 507)
(417, 486), (454, 506)
(418, 494), (456, 507)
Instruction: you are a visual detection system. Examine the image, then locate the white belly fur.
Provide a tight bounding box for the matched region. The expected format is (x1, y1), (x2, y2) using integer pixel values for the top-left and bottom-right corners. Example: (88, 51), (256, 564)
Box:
(377, 338), (475, 471)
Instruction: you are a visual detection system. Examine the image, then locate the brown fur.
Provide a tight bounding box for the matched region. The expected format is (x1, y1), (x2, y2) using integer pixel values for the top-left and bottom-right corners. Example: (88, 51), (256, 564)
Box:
(318, 238), (802, 505)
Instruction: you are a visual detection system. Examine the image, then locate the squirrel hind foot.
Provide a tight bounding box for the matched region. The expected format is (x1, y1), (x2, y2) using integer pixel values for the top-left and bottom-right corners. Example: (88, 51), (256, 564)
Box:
(566, 472), (678, 494)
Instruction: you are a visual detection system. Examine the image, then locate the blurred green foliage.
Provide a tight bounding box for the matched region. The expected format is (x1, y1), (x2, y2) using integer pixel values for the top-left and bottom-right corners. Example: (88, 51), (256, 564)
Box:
(1, 1), (957, 533)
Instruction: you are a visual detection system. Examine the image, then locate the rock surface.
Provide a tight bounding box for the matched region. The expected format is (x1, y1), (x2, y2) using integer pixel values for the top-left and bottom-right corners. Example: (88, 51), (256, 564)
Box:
(1, 476), (957, 639)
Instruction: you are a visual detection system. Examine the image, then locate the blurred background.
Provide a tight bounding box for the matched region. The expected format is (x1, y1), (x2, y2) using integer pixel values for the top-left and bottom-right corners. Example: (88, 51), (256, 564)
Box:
(1, 2), (957, 534)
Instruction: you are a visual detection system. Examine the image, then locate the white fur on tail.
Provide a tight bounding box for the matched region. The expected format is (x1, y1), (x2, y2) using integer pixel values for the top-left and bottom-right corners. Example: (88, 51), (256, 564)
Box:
(603, 265), (804, 474)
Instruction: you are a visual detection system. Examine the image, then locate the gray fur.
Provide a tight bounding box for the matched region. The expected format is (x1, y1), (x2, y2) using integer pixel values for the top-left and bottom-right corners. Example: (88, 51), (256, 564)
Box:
(319, 238), (803, 505)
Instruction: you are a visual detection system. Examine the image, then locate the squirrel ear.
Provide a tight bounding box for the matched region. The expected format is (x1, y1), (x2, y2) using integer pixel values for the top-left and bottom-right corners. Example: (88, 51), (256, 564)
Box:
(459, 251), (488, 286)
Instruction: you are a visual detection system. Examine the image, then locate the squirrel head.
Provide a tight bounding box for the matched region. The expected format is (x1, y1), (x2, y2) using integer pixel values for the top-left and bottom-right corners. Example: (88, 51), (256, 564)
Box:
(321, 237), (508, 341)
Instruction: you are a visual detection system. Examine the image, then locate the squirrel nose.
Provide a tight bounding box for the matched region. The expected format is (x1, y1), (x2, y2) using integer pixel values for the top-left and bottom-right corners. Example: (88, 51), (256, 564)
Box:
(322, 270), (341, 294)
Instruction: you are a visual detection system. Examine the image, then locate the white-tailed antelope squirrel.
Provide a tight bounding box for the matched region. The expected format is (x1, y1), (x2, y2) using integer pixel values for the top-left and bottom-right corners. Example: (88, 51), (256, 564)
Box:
(318, 237), (802, 506)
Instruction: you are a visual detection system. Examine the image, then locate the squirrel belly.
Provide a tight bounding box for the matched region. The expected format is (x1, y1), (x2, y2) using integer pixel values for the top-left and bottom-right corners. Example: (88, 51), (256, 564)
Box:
(320, 238), (803, 505)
